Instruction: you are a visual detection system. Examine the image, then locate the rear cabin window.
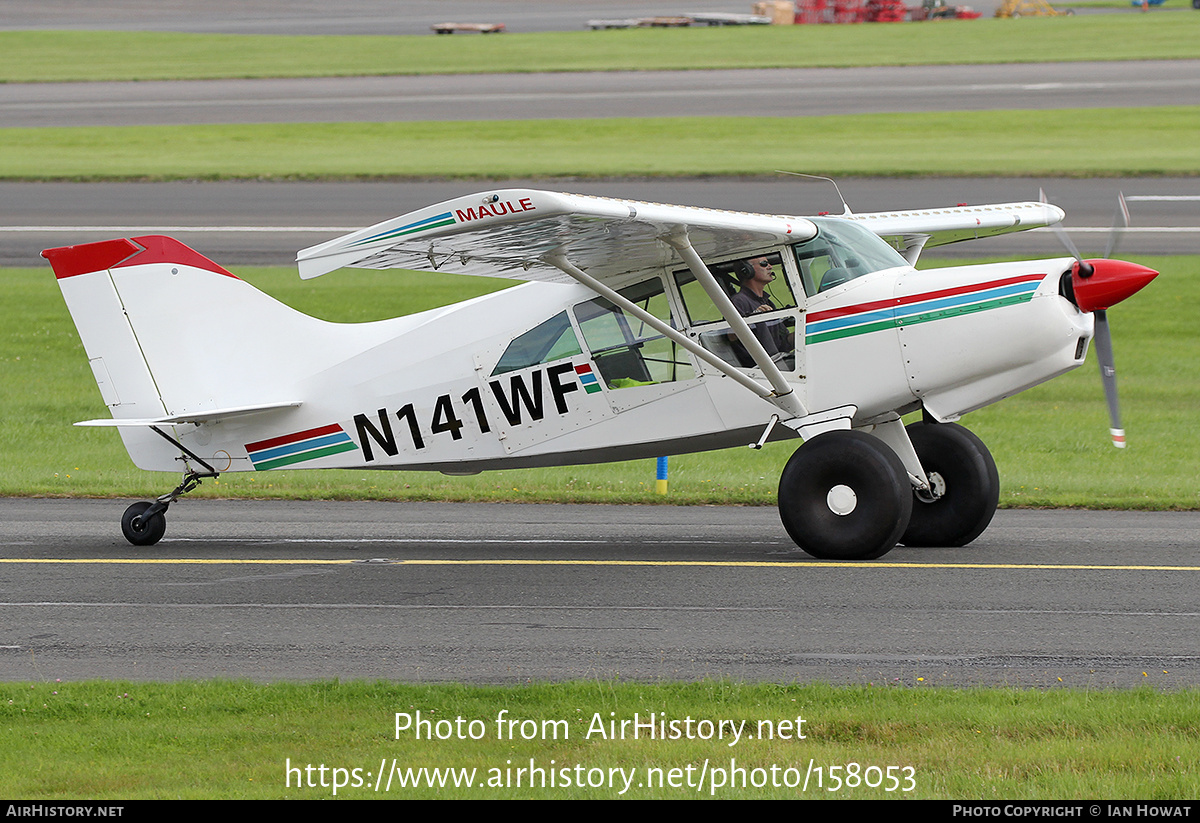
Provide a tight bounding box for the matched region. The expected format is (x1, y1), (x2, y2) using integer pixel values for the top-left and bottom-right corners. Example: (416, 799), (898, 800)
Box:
(573, 278), (694, 389)
(492, 311), (582, 376)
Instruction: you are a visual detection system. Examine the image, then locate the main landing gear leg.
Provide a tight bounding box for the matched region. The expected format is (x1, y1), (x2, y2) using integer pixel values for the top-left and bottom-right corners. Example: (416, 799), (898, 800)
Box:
(120, 426), (219, 547)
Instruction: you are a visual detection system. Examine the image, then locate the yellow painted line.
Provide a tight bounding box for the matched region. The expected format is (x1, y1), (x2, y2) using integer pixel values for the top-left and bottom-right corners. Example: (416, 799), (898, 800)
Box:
(0, 558), (351, 565)
(2, 558), (1199, 571)
(392, 560), (1200, 571)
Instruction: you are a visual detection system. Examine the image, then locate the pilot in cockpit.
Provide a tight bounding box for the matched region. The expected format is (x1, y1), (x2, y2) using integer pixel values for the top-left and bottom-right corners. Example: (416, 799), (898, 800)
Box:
(731, 257), (779, 317)
(731, 256), (793, 363)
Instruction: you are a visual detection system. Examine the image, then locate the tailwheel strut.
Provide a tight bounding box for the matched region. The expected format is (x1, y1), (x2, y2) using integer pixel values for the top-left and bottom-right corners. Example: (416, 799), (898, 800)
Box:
(121, 426), (219, 547)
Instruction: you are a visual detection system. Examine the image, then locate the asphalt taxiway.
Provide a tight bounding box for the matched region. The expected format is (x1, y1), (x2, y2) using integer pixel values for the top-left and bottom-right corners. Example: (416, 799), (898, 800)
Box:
(7, 177), (1198, 267)
(3, 500), (1198, 686)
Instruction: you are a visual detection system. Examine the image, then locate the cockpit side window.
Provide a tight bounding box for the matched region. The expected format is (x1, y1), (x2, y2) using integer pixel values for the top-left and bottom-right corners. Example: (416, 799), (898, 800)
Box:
(672, 252), (795, 325)
(492, 311), (582, 376)
(793, 218), (909, 296)
(670, 252), (798, 373)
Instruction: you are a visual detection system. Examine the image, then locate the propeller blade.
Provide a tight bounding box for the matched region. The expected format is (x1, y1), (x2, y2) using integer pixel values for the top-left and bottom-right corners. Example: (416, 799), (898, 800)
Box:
(1091, 309), (1125, 448)
(1103, 191), (1130, 260)
(1040, 187), (1085, 265)
(1042, 189), (1153, 449)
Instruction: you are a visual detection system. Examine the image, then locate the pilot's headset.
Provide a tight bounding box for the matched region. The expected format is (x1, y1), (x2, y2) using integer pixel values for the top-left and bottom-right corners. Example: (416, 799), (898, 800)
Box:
(734, 260), (757, 283)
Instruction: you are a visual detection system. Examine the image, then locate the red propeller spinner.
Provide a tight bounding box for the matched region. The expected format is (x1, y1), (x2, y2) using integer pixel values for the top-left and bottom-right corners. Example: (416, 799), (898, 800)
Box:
(1069, 258), (1158, 313)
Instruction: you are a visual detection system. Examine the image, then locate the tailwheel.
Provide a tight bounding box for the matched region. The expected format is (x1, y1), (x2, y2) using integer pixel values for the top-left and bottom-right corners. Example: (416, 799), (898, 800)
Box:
(901, 421), (999, 547)
(116, 462), (215, 547)
(778, 430), (912, 560)
(121, 501), (167, 547)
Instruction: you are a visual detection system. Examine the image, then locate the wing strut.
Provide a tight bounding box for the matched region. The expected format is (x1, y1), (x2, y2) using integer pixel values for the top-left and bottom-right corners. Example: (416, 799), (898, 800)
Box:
(897, 234), (931, 266)
(660, 229), (808, 418)
(543, 251), (786, 407)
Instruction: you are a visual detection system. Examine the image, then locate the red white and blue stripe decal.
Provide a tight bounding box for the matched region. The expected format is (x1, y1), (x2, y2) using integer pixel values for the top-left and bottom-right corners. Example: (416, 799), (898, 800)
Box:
(805, 274), (1045, 345)
(245, 424), (359, 471)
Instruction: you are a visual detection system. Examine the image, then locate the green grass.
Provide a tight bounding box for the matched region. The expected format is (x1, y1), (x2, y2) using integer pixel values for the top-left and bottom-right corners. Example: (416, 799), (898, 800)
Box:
(4, 107), (1200, 181)
(2, 680), (1197, 798)
(5, 256), (1197, 509)
(2, 16), (1195, 83)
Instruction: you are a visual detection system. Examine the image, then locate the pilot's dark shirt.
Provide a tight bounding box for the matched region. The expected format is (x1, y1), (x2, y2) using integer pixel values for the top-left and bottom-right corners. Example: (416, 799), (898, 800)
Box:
(731, 288), (784, 357)
(731, 288), (774, 318)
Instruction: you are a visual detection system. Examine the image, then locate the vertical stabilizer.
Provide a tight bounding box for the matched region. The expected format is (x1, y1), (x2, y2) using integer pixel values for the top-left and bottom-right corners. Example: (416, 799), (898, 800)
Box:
(45, 238), (184, 469)
(44, 236), (332, 471)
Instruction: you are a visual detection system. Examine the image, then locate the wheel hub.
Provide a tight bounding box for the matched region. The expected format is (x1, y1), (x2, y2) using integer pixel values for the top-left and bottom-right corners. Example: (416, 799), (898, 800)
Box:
(826, 484), (858, 516)
(915, 470), (947, 504)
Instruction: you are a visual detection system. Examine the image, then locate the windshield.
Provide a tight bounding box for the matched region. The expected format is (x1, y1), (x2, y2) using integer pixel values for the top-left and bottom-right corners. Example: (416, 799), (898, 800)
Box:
(792, 217), (909, 296)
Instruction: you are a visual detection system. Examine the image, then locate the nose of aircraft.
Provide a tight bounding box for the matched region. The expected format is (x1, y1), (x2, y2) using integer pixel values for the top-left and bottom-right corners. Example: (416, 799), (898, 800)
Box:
(1070, 258), (1159, 313)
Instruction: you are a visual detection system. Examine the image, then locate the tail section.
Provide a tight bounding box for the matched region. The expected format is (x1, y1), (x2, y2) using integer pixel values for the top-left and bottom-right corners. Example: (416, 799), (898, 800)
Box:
(44, 236), (366, 471)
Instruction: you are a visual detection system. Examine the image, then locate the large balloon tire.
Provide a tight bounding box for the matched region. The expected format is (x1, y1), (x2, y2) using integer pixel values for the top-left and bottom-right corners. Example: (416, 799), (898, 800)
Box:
(778, 430), (912, 560)
(121, 501), (166, 547)
(901, 422), (999, 547)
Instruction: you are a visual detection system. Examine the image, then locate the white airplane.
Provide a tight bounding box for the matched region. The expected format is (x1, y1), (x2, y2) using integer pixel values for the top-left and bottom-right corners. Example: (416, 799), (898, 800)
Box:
(43, 189), (1157, 558)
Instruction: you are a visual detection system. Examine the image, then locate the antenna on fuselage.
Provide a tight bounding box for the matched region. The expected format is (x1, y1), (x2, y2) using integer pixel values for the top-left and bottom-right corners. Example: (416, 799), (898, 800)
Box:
(775, 171), (853, 216)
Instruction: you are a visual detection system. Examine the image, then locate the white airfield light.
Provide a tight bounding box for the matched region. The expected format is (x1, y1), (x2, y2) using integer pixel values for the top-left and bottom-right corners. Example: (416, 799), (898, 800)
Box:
(43, 188), (1157, 559)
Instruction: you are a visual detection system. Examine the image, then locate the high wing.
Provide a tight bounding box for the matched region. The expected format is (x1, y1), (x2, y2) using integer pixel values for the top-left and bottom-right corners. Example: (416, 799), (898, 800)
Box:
(845, 201), (1066, 264)
(296, 189), (817, 282)
(296, 190), (1064, 279)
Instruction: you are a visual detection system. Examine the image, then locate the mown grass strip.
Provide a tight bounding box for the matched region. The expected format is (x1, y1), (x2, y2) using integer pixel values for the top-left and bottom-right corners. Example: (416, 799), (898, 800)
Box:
(2, 680), (1196, 799)
(2, 16), (1197, 82)
(5, 257), (1197, 509)
(3, 107), (1200, 181)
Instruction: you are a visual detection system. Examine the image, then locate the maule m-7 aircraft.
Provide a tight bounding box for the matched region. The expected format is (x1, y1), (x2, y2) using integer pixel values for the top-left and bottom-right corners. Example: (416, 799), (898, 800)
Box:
(43, 188), (1157, 558)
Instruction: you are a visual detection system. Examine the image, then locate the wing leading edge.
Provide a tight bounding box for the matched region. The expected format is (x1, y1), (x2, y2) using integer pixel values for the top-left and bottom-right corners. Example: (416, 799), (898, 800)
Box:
(296, 189), (817, 284)
(846, 201), (1066, 263)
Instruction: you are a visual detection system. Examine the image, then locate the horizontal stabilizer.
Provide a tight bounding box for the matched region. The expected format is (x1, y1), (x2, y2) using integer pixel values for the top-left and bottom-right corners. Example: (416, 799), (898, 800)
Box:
(75, 401), (303, 428)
